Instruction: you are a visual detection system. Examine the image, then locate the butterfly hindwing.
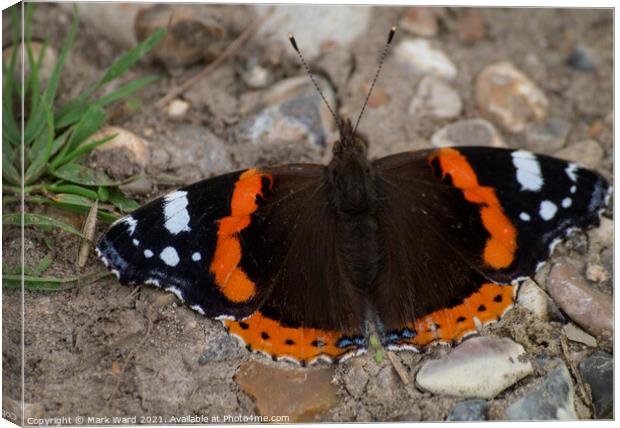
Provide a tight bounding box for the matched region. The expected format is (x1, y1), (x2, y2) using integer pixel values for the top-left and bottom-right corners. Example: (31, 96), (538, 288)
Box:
(372, 147), (609, 346)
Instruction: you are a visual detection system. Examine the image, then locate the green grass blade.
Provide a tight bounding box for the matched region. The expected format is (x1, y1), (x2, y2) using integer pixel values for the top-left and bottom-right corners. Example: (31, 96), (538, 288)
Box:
(3, 213), (87, 239)
(95, 75), (160, 107)
(48, 194), (120, 222)
(85, 29), (165, 100)
(3, 271), (109, 291)
(24, 98), (55, 184)
(23, 6), (78, 145)
(50, 105), (107, 169)
(108, 188), (139, 212)
(46, 183), (99, 200)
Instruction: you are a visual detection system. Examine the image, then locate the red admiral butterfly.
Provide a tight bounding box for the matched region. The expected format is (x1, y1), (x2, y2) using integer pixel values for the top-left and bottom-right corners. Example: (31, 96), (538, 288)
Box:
(97, 28), (610, 366)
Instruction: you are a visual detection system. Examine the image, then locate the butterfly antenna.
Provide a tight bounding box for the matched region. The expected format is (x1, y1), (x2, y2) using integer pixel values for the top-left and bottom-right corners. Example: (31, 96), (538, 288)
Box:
(353, 26), (396, 134)
(288, 33), (340, 128)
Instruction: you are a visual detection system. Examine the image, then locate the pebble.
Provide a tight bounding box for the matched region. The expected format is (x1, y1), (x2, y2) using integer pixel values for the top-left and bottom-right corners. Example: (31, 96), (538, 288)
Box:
(455, 9), (486, 43)
(394, 38), (458, 81)
(232, 75), (338, 165)
(506, 361), (577, 420)
(91, 126), (149, 178)
(516, 279), (564, 323)
(241, 57), (274, 89)
(409, 75), (462, 119)
(430, 118), (505, 148)
(416, 337), (533, 399)
(234, 361), (339, 422)
(199, 334), (243, 364)
(400, 7), (440, 37)
(588, 217), (613, 248)
(525, 117), (571, 154)
(566, 44), (596, 71)
(547, 261), (613, 339)
(554, 139), (604, 169)
(257, 5), (371, 61)
(579, 351), (613, 419)
(585, 263), (608, 283)
(167, 99), (190, 117)
(135, 4), (233, 68)
(562, 323), (597, 347)
(447, 400), (489, 421)
(475, 61), (549, 133)
(361, 82), (391, 108)
(119, 177), (153, 196)
(342, 365), (370, 397)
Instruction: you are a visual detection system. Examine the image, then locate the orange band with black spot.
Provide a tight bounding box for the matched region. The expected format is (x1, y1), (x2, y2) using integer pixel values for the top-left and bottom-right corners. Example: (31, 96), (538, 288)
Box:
(210, 169), (272, 303)
(393, 283), (515, 347)
(430, 148), (517, 269)
(223, 312), (361, 364)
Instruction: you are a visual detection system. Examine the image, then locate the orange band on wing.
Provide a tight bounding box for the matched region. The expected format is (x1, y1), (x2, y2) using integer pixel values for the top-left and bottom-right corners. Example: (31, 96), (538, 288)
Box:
(223, 312), (362, 364)
(429, 148), (517, 269)
(210, 169), (272, 303)
(395, 283), (515, 347)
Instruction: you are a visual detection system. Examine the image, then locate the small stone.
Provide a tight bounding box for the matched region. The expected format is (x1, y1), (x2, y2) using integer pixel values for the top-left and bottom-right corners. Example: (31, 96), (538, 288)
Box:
(416, 337), (533, 399)
(119, 177), (153, 195)
(167, 99), (190, 117)
(400, 7), (439, 37)
(135, 4), (233, 68)
(90, 126), (149, 178)
(516, 279), (564, 323)
(476, 61), (549, 133)
(566, 45), (596, 72)
(506, 361), (577, 420)
(547, 261), (613, 339)
(232, 76), (338, 166)
(455, 9), (486, 43)
(241, 60), (273, 89)
(588, 217), (612, 248)
(585, 263), (608, 283)
(394, 38), (458, 81)
(199, 334), (243, 364)
(525, 117), (571, 154)
(554, 139), (604, 169)
(447, 400), (489, 421)
(235, 360), (339, 422)
(343, 365), (370, 397)
(579, 351), (613, 419)
(563, 323), (597, 347)
(430, 118), (505, 148)
(257, 5), (371, 62)
(409, 75), (462, 119)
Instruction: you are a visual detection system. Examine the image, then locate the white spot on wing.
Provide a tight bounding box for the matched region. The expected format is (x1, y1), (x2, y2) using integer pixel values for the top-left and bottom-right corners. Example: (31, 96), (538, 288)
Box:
(511, 150), (543, 191)
(561, 197), (572, 208)
(144, 249), (154, 258)
(519, 212), (531, 221)
(160, 246), (180, 266)
(539, 200), (558, 221)
(132, 239), (140, 247)
(565, 163), (579, 182)
(192, 252), (202, 261)
(163, 191), (191, 235)
(570, 185), (577, 194)
(122, 216), (138, 235)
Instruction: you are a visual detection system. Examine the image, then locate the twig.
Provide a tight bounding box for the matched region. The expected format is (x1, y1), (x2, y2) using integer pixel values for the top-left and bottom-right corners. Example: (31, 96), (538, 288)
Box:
(155, 7), (275, 108)
(387, 351), (410, 385)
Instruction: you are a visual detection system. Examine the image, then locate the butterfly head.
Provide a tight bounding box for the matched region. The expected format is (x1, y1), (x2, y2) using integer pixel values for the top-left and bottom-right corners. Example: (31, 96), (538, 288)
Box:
(332, 118), (368, 161)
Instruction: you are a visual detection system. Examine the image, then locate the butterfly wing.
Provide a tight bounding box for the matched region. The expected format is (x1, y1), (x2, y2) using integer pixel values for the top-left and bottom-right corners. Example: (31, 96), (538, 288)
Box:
(371, 147), (609, 347)
(97, 165), (367, 364)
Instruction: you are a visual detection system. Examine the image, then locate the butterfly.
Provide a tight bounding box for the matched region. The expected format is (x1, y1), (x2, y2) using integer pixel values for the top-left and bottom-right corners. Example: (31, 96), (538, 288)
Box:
(97, 28), (610, 366)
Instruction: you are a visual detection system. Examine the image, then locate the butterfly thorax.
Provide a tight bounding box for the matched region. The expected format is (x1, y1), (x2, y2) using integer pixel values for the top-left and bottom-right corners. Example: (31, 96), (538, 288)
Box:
(328, 119), (377, 215)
